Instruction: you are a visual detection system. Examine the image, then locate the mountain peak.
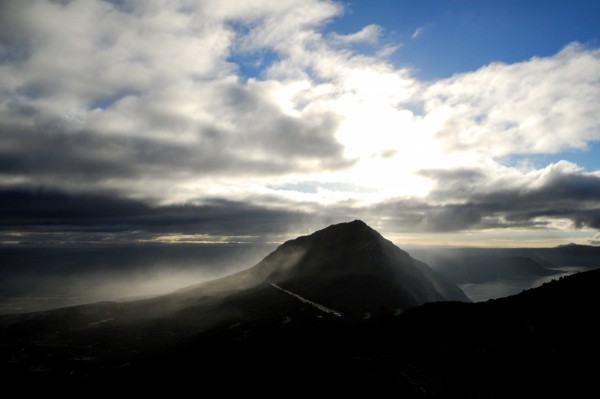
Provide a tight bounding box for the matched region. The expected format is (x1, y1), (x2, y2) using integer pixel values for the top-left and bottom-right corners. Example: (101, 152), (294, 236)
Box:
(346, 219), (369, 227)
(180, 220), (469, 315)
(305, 219), (373, 236)
(282, 219), (386, 253)
(249, 220), (469, 313)
(556, 242), (580, 248)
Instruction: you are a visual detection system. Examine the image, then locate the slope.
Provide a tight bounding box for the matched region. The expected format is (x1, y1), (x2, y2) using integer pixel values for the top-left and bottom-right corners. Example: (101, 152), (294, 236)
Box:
(177, 219), (468, 315)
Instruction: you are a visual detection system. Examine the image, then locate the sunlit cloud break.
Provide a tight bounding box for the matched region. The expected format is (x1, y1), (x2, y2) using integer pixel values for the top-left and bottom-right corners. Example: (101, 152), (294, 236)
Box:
(1, 0), (600, 246)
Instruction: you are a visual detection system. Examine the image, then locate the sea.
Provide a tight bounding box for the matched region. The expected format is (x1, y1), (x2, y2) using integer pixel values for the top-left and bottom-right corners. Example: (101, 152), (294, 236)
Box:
(459, 266), (590, 302)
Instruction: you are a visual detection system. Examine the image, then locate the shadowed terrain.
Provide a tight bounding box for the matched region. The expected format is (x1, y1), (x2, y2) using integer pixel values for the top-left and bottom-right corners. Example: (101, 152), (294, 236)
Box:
(1, 221), (598, 397)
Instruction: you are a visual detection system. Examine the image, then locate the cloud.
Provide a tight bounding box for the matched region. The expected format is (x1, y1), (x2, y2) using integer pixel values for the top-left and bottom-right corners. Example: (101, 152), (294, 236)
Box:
(3, 160), (600, 243)
(0, 0), (353, 200)
(411, 26), (425, 39)
(376, 44), (401, 58)
(0, 187), (309, 243)
(400, 161), (600, 232)
(330, 24), (382, 44)
(589, 233), (600, 246)
(0, 95), (349, 198)
(424, 43), (600, 157)
(2, 0), (600, 244)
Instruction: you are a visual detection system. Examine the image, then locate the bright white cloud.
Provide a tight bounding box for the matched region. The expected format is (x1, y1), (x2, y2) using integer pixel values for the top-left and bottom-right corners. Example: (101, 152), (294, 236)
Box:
(423, 43), (600, 157)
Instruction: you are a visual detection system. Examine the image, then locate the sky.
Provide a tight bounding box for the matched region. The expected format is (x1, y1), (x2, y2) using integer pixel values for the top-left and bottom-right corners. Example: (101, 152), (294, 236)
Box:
(1, 0), (600, 247)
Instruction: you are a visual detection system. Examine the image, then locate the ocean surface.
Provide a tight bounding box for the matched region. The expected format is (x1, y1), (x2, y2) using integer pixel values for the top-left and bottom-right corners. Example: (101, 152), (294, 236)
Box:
(459, 266), (589, 302)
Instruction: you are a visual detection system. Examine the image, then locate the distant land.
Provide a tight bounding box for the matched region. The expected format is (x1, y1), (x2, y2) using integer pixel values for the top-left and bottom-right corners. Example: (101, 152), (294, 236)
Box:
(1, 221), (599, 397)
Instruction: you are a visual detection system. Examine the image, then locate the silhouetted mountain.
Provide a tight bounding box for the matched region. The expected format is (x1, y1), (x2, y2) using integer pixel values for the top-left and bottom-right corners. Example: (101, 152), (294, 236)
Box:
(542, 244), (600, 268)
(177, 220), (468, 315)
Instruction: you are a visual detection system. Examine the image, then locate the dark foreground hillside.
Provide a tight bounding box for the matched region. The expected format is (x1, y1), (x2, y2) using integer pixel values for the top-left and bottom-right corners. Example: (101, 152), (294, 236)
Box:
(3, 269), (599, 397)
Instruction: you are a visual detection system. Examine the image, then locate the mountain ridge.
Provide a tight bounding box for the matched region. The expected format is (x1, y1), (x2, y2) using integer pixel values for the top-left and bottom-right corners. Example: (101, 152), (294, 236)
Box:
(175, 219), (469, 315)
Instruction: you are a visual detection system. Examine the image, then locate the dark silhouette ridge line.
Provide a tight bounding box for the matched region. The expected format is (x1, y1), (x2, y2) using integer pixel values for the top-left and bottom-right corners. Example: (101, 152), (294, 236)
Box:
(269, 282), (343, 318)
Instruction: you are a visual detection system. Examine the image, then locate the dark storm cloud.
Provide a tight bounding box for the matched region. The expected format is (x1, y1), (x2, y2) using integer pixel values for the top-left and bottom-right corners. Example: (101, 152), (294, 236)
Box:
(419, 205), (483, 232)
(378, 164), (600, 232)
(418, 168), (486, 202)
(0, 103), (350, 189)
(465, 168), (600, 229)
(371, 200), (484, 232)
(0, 188), (308, 242)
(418, 168), (485, 183)
(0, 121), (135, 181)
